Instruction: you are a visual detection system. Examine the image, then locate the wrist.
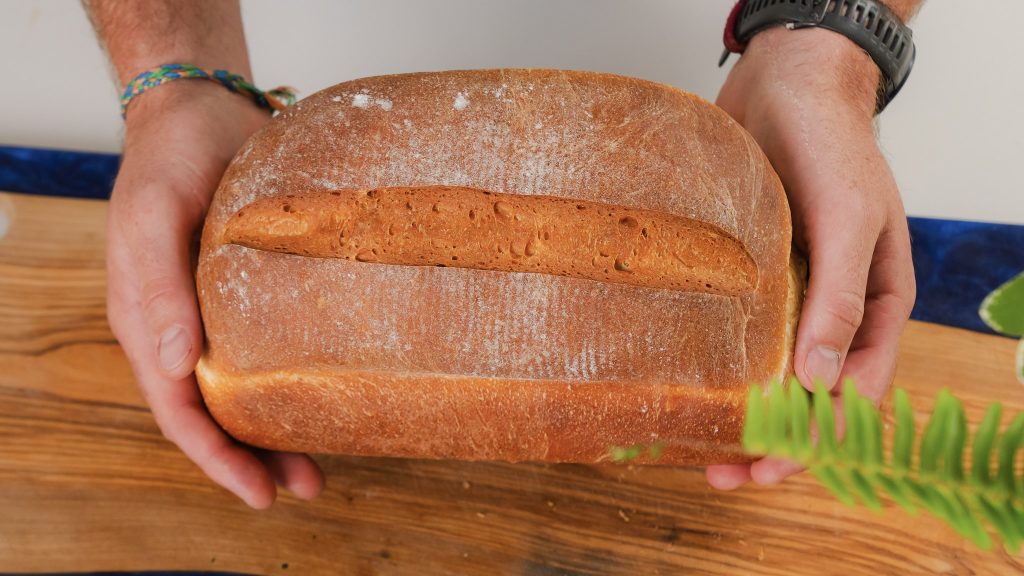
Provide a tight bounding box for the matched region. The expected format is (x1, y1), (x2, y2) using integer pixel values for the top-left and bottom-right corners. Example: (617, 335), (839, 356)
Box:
(734, 26), (880, 120)
(116, 79), (270, 215)
(124, 79), (270, 134)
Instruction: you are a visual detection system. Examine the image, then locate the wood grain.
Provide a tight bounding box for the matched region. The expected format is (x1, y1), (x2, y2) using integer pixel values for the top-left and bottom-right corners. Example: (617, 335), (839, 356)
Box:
(2, 190), (1023, 575)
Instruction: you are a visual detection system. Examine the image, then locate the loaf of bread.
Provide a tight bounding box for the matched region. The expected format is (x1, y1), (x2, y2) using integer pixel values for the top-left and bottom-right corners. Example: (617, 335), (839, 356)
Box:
(196, 69), (803, 465)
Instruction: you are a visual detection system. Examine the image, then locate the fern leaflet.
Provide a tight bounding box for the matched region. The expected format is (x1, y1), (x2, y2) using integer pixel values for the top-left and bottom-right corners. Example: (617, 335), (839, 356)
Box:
(745, 379), (1024, 551)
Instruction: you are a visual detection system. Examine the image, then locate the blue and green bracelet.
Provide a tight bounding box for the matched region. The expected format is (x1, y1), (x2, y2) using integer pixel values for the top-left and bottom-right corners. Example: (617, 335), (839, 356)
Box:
(119, 63), (296, 118)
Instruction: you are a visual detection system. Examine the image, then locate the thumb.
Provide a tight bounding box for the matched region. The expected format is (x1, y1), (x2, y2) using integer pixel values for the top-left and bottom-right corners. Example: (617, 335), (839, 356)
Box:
(794, 212), (877, 393)
(114, 186), (206, 380)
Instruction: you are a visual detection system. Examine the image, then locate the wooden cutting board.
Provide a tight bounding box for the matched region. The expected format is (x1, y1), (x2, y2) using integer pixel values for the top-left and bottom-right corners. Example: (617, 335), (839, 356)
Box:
(2, 191), (1022, 575)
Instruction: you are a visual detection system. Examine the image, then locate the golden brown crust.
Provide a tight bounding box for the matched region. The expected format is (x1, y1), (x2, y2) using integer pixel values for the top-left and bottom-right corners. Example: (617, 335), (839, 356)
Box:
(782, 250), (809, 381)
(223, 186), (758, 296)
(196, 69), (796, 464)
(195, 359), (751, 464)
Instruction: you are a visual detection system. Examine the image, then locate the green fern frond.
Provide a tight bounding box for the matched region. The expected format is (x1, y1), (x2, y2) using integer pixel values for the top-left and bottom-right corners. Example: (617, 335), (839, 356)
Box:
(744, 379), (1024, 551)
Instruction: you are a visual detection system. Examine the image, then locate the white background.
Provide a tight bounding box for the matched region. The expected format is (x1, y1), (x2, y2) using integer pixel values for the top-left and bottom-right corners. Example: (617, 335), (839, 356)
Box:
(0, 0), (1021, 224)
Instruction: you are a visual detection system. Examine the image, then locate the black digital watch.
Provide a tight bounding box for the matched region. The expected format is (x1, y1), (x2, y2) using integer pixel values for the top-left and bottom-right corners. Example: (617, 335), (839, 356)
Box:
(720, 0), (916, 113)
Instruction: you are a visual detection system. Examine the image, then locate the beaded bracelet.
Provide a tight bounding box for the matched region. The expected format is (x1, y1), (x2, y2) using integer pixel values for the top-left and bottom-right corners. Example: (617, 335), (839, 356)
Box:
(119, 63), (297, 118)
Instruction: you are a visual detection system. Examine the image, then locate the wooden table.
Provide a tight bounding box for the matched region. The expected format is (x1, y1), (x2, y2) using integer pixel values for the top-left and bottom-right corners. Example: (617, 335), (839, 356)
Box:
(2, 191), (1022, 575)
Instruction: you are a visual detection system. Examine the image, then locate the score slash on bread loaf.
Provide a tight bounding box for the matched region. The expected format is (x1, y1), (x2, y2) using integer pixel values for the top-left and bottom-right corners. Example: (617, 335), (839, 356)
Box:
(196, 69), (804, 465)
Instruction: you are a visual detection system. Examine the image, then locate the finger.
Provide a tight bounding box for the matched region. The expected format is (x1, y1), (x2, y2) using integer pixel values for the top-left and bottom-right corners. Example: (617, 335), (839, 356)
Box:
(836, 223), (916, 404)
(111, 185), (206, 380)
(794, 204), (880, 394)
(750, 456), (805, 486)
(254, 451), (326, 501)
(705, 464), (752, 490)
(163, 392), (277, 509)
(839, 295), (908, 404)
(747, 386), (854, 486)
(108, 239), (276, 509)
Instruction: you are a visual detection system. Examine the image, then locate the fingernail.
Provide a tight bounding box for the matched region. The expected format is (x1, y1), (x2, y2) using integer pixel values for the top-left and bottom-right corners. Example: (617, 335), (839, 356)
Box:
(804, 345), (841, 389)
(158, 325), (192, 372)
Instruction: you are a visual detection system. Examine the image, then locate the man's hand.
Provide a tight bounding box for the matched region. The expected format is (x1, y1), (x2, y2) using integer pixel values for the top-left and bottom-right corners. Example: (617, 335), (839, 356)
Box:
(706, 27), (917, 489)
(106, 80), (324, 507)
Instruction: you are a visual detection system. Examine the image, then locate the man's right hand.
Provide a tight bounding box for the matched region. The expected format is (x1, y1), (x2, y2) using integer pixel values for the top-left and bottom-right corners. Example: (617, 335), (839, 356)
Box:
(106, 81), (325, 508)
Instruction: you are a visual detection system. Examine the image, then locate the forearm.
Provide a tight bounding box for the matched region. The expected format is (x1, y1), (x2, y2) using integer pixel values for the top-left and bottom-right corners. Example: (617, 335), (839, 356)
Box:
(82, 0), (252, 87)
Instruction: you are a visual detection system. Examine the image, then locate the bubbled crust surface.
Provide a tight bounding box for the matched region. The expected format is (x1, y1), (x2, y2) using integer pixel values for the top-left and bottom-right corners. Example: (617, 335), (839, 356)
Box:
(196, 69), (793, 464)
(222, 186), (760, 296)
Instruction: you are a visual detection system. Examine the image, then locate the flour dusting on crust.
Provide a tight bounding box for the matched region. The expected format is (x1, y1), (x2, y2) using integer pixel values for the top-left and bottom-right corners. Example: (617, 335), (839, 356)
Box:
(195, 69), (795, 464)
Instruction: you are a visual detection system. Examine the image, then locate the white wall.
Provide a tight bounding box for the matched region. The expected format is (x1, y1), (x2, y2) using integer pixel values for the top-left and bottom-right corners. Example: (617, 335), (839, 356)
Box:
(0, 0), (1021, 224)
